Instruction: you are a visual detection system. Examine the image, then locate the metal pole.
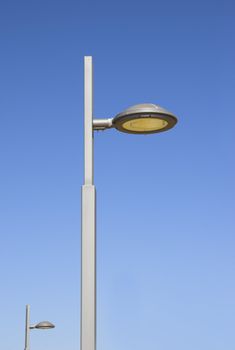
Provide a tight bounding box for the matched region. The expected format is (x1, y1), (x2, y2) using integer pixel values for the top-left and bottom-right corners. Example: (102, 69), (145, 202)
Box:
(24, 305), (30, 350)
(81, 56), (96, 350)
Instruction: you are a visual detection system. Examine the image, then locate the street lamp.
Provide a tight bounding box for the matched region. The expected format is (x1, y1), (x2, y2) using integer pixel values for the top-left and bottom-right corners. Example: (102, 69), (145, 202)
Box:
(24, 305), (55, 350)
(81, 56), (178, 350)
(93, 103), (177, 134)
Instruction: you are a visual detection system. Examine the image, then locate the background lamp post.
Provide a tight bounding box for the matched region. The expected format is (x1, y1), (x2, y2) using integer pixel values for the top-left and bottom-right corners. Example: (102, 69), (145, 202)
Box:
(81, 56), (178, 350)
(24, 304), (55, 350)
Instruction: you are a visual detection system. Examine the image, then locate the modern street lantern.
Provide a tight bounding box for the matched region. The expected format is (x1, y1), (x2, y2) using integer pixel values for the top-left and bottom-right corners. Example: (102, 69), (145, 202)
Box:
(92, 103), (177, 133)
(24, 305), (55, 350)
(81, 56), (178, 350)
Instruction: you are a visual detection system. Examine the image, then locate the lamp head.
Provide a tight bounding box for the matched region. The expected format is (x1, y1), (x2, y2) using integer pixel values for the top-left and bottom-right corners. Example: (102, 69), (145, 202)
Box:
(112, 103), (177, 134)
(34, 321), (55, 330)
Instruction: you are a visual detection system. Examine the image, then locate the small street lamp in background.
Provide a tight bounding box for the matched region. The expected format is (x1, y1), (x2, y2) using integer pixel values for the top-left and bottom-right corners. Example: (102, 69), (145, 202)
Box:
(24, 304), (55, 350)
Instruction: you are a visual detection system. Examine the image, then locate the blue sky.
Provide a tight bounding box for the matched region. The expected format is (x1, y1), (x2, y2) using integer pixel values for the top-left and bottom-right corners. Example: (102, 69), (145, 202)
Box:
(0, 1), (234, 349)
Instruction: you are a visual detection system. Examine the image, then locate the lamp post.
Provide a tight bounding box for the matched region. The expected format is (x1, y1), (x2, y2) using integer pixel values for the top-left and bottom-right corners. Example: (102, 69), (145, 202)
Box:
(81, 56), (178, 350)
(24, 305), (55, 350)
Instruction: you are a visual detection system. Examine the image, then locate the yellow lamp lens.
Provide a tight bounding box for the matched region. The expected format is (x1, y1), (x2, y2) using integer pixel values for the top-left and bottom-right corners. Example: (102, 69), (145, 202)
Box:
(122, 117), (168, 132)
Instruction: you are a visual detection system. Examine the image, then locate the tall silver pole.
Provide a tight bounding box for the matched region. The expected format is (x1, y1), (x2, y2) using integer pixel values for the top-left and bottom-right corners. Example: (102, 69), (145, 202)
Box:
(24, 305), (30, 350)
(81, 56), (96, 350)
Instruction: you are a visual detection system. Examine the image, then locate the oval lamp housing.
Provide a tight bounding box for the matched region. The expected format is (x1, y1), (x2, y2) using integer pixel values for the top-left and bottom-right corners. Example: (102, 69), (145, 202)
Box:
(35, 321), (55, 329)
(112, 103), (177, 134)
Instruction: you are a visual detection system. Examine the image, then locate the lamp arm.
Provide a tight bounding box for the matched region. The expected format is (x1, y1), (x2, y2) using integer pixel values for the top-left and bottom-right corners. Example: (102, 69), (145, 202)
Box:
(93, 118), (113, 130)
(29, 325), (36, 329)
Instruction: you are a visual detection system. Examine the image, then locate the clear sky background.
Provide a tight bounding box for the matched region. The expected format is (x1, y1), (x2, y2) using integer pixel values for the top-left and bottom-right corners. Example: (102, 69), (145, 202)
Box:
(0, 1), (234, 349)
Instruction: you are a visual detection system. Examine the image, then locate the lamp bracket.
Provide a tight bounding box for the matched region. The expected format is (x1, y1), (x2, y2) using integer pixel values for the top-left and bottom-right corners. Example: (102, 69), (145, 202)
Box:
(93, 118), (113, 131)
